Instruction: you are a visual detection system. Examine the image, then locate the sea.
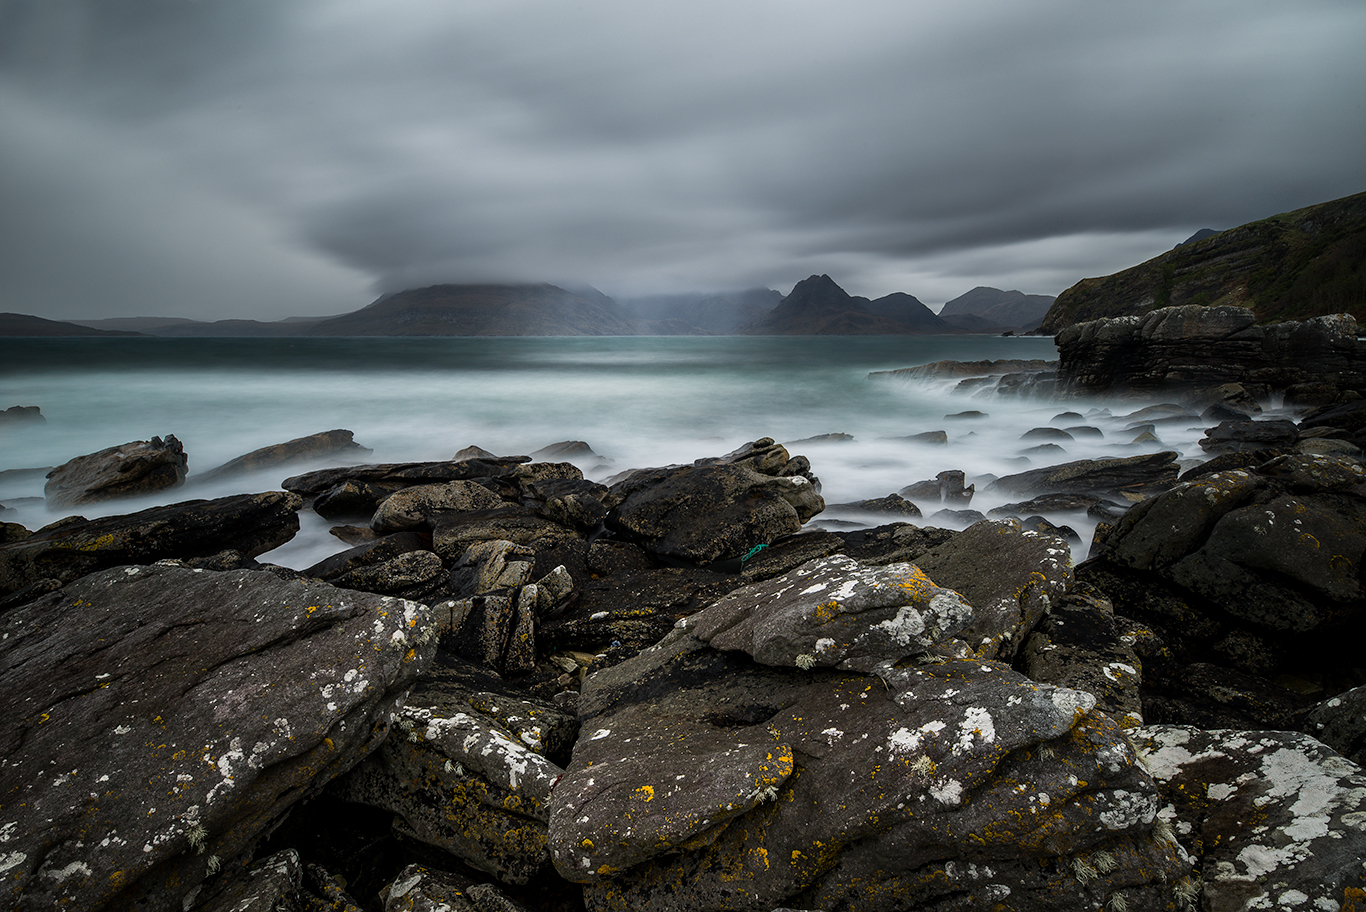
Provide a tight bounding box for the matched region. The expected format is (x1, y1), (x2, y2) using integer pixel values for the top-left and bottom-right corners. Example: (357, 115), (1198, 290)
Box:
(0, 335), (1230, 568)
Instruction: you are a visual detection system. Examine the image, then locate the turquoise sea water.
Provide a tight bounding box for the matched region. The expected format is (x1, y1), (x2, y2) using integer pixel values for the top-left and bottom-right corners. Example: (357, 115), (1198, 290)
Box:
(0, 334), (1213, 566)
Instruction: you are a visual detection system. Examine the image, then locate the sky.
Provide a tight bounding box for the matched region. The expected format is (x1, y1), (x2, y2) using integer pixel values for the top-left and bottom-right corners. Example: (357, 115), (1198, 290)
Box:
(1, 1), (1363, 322)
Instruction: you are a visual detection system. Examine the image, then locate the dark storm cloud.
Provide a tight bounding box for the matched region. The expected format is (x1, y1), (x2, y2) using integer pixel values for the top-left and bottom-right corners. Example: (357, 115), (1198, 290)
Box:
(1, 0), (1363, 319)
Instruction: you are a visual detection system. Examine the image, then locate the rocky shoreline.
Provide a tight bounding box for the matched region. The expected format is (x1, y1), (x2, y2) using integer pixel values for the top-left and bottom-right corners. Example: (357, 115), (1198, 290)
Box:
(5, 309), (1366, 911)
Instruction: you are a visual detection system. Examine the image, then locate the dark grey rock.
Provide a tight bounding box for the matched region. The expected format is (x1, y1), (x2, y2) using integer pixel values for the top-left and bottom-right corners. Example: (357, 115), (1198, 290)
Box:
(371, 480), (506, 533)
(548, 625), (1185, 911)
(0, 491), (301, 597)
(195, 429), (371, 482)
(605, 444), (823, 564)
(45, 435), (188, 508)
(824, 494), (921, 517)
(987, 451), (1180, 498)
(0, 564), (435, 912)
(690, 554), (973, 672)
(1198, 418), (1300, 453)
(912, 519), (1073, 661)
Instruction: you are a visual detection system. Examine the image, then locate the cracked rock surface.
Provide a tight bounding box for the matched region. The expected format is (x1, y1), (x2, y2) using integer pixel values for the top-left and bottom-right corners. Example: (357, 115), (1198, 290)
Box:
(0, 564), (435, 912)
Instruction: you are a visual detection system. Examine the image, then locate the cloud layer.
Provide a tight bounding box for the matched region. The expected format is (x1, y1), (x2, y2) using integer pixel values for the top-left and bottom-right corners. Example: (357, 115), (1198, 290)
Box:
(2, 0), (1363, 319)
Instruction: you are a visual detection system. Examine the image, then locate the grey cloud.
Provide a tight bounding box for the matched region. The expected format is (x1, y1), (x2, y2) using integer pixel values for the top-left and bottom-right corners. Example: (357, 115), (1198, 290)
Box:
(0, 0), (1363, 318)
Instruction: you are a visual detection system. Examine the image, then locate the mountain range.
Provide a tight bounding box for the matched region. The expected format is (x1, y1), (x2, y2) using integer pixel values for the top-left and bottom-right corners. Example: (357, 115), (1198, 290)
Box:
(20, 279), (1046, 338)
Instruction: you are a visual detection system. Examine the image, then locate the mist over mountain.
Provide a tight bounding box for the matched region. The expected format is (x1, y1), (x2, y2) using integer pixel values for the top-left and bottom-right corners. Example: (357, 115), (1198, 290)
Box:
(620, 289), (782, 334)
(938, 287), (1057, 331)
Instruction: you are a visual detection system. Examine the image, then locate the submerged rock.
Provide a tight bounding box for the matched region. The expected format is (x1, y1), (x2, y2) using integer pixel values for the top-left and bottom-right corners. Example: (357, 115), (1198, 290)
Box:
(195, 429), (372, 482)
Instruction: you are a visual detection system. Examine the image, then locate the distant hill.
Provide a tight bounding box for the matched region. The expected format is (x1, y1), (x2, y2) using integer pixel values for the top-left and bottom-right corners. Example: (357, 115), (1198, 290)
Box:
(1174, 228), (1220, 248)
(0, 313), (142, 337)
(1039, 189), (1366, 333)
(742, 275), (953, 334)
(939, 287), (1056, 331)
(304, 283), (641, 336)
(622, 288), (780, 334)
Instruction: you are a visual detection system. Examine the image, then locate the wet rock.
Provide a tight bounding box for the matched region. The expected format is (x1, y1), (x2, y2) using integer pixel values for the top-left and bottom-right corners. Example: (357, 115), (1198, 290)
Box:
(0, 405), (43, 424)
(282, 457), (529, 498)
(929, 507), (987, 525)
(0, 491), (302, 597)
(522, 477), (609, 531)
(332, 550), (445, 595)
(371, 480), (506, 533)
(379, 865), (478, 912)
(898, 469), (973, 504)
(312, 480), (402, 521)
(0, 564), (435, 912)
(1136, 725), (1366, 911)
(1198, 418), (1300, 453)
(305, 531), (427, 582)
(945, 409), (989, 420)
(433, 506), (579, 560)
(913, 519), (1073, 660)
(890, 429), (947, 444)
(823, 494), (922, 517)
(1020, 442), (1068, 458)
(784, 432), (854, 446)
(988, 451), (1180, 499)
(529, 441), (596, 461)
(1021, 426), (1074, 441)
(1176, 448), (1287, 482)
(690, 554), (974, 673)
(987, 492), (1118, 517)
(548, 624), (1185, 911)
(604, 441), (823, 564)
(195, 429), (371, 482)
(44, 435), (188, 508)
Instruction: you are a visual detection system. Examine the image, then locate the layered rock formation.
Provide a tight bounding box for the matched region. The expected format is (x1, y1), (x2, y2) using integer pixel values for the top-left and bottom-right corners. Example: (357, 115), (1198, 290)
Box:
(1054, 304), (1366, 398)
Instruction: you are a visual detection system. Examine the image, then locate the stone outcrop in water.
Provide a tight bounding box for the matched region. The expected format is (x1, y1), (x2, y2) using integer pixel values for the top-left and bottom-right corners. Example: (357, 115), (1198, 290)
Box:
(194, 429), (372, 482)
(44, 435), (189, 508)
(1054, 304), (1366, 398)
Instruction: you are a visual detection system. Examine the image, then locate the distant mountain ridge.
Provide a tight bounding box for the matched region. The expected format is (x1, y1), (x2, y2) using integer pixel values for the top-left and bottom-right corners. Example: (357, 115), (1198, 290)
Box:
(939, 287), (1056, 331)
(742, 275), (951, 335)
(0, 313), (142, 337)
(34, 277), (1037, 338)
(1039, 189), (1366, 332)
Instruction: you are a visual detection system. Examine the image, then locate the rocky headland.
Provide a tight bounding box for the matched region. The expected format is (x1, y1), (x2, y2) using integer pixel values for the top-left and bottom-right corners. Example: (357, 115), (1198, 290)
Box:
(7, 312), (1366, 912)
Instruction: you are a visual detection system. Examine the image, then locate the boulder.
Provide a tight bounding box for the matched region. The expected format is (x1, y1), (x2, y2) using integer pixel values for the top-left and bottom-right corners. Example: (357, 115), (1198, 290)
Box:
(690, 554), (974, 673)
(1135, 725), (1366, 911)
(1197, 418), (1299, 453)
(822, 494), (921, 517)
(282, 457), (529, 498)
(44, 435), (188, 508)
(1302, 685), (1366, 767)
(987, 452), (1180, 499)
(312, 479), (401, 521)
(605, 441), (823, 564)
(195, 429), (371, 482)
(333, 662), (568, 884)
(1020, 583), (1144, 728)
(909, 519), (1073, 661)
(897, 469), (973, 504)
(0, 564), (436, 912)
(371, 480), (506, 533)
(548, 621), (1187, 911)
(0, 405), (43, 424)
(0, 491), (302, 598)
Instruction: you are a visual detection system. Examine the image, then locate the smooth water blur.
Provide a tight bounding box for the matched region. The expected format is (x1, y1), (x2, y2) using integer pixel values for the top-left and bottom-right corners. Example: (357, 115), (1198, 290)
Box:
(0, 335), (1229, 567)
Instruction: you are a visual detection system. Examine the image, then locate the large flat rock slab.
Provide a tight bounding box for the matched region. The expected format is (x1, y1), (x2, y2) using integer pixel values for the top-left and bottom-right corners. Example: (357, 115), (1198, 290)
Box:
(0, 564), (436, 912)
